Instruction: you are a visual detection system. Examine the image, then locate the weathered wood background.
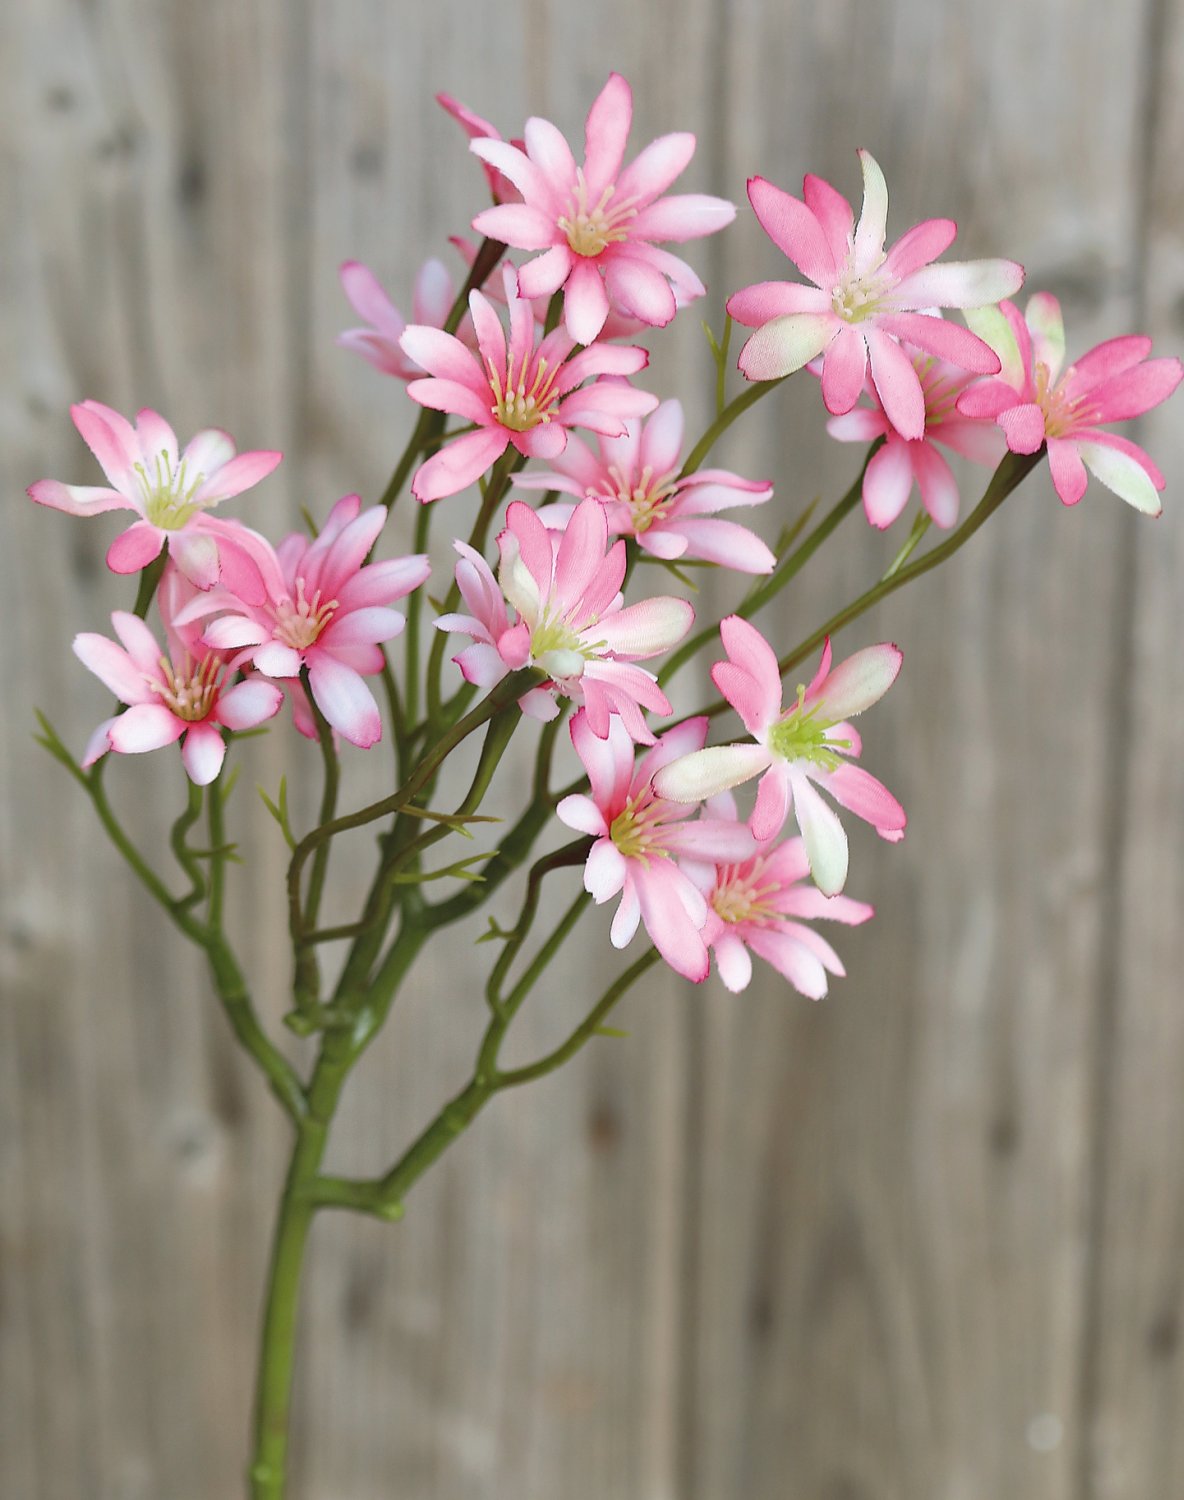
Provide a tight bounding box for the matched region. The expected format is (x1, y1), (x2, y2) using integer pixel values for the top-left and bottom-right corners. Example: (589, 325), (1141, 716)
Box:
(2, 1), (1183, 1496)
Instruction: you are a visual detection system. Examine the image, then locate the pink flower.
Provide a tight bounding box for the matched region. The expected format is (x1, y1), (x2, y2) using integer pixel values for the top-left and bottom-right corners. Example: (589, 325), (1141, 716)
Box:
(338, 257), (460, 380)
(652, 617), (905, 895)
(74, 611), (283, 785)
(515, 396), (776, 572)
(956, 293), (1184, 514)
(181, 494), (430, 749)
(436, 498), (693, 742)
(28, 401), (281, 595)
(826, 345), (1004, 528)
(437, 91), (523, 205)
(557, 711), (757, 982)
(402, 268), (658, 502)
(728, 152), (1024, 439)
(682, 793), (874, 996)
(469, 73), (735, 344)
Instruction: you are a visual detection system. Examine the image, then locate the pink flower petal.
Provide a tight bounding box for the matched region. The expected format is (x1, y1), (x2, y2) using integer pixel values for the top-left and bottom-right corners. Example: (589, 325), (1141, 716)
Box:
(217, 678), (284, 730)
(73, 631), (154, 704)
(877, 312), (1000, 375)
(747, 175), (835, 286)
(584, 837), (628, 902)
(814, 641), (902, 719)
(882, 217), (957, 281)
(998, 402), (1048, 455)
(892, 257), (1025, 310)
(516, 244), (574, 298)
(823, 763), (906, 834)
(194, 449), (282, 504)
(726, 280), (830, 327)
(307, 660), (382, 748)
(852, 150), (889, 273)
(583, 73), (633, 198)
(738, 313), (836, 382)
(1076, 439), (1162, 515)
(412, 428), (508, 502)
(719, 615), (782, 726)
(745, 927), (829, 998)
(652, 743), (773, 803)
(107, 703), (186, 755)
(564, 258), (611, 344)
(169, 530), (220, 590)
(27, 480), (130, 516)
(135, 408), (180, 468)
(866, 328), (925, 440)
(802, 172), (854, 266)
(72, 400), (139, 491)
(106, 521), (165, 575)
(594, 595), (693, 658)
(556, 793), (609, 839)
(713, 932), (754, 993)
(181, 722), (227, 786)
(861, 440), (913, 527)
(662, 518), (776, 573)
(911, 441), (961, 528)
(632, 862), (709, 982)
(628, 193), (736, 243)
(820, 325), (869, 415)
(610, 880), (642, 947)
(603, 254), (677, 327)
(472, 201), (558, 250)
(616, 131), (695, 205)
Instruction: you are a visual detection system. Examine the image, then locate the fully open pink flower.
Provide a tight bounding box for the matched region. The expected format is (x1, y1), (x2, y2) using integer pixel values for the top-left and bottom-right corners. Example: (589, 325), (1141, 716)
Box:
(74, 611), (283, 785)
(28, 401), (281, 595)
(728, 152), (1024, 439)
(469, 73), (735, 344)
(652, 617), (905, 895)
(956, 293), (1183, 514)
(403, 268), (658, 502)
(436, 497), (693, 742)
(181, 494), (429, 749)
(557, 711), (756, 982)
(515, 396), (776, 572)
(681, 793), (873, 996)
(827, 345), (1004, 528)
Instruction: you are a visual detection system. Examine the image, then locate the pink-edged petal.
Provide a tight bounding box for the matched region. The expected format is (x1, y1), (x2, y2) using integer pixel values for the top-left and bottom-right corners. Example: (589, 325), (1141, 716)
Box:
(638, 399), (684, 475)
(72, 632), (154, 704)
(254, 641), (304, 677)
(931, 415), (1005, 466)
(802, 173), (854, 265)
(746, 176), (835, 287)
(616, 131), (695, 206)
(398, 324), (484, 386)
(791, 774), (848, 896)
(882, 217), (957, 281)
(738, 313), (836, 383)
(106, 521), (165, 575)
(27, 480), (131, 516)
(750, 763), (793, 842)
(594, 596), (694, 659)
(585, 837), (629, 903)
(610, 880), (642, 948)
(745, 927), (829, 999)
(663, 518), (776, 573)
(628, 193), (736, 243)
(632, 863), (709, 982)
(823, 763), (906, 834)
(998, 403), (1048, 455)
(307, 660), (382, 748)
(340, 260), (402, 331)
(669, 473), (774, 513)
(321, 606), (405, 648)
(135, 408), (180, 468)
(73, 400), (140, 488)
(956, 377), (1024, 421)
(516, 244), (575, 298)
(1063, 334), (1152, 392)
(820, 325), (868, 415)
(182, 426), (236, 477)
(1076, 429), (1165, 489)
(893, 257), (1025, 310)
(910, 441), (961, 528)
(583, 73), (633, 198)
(552, 496), (609, 607)
(963, 304), (1028, 392)
(107, 703), (186, 755)
(111, 610), (166, 672)
(556, 793), (609, 839)
(81, 716), (117, 769)
(1025, 291), (1066, 380)
(404, 376), (492, 430)
(412, 428), (508, 502)
(216, 678), (284, 730)
(726, 280), (830, 326)
(571, 709), (635, 812)
(512, 423), (569, 461)
(664, 817), (757, 863)
(1085, 358), (1184, 423)
(194, 449), (282, 504)
(336, 555), (431, 613)
(827, 408), (888, 444)
(180, 723), (227, 786)
(169, 530), (220, 590)
(712, 931), (754, 992)
(469, 138), (552, 207)
(202, 615), (270, 651)
(861, 440), (913, 527)
(814, 641), (902, 719)
(851, 150), (889, 273)
(719, 615), (782, 724)
(603, 255), (677, 327)
(877, 312), (1000, 374)
(472, 202), (559, 251)
(653, 743), (773, 803)
(866, 328), (925, 440)
(1077, 439), (1163, 515)
(564, 258), (611, 344)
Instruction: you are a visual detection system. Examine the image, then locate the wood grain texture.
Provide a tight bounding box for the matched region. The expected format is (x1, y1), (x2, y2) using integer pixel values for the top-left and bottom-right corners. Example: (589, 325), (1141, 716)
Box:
(2, 1), (1182, 1497)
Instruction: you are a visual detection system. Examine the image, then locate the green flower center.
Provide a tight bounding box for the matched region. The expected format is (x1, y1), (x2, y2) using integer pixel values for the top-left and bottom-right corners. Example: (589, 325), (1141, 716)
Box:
(765, 684), (849, 770)
(609, 794), (669, 863)
(136, 450), (206, 529)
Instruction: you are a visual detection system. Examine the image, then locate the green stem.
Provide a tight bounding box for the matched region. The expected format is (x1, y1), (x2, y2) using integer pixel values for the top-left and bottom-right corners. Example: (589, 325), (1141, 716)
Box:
(132, 553), (167, 618)
(678, 376), (785, 478)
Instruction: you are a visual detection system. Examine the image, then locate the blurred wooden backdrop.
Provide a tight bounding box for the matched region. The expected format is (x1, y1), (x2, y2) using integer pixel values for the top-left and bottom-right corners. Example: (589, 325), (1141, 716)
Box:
(2, 1), (1183, 1496)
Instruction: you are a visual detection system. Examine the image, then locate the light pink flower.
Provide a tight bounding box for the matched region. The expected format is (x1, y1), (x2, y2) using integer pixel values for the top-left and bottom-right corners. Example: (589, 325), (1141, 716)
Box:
(826, 345), (1004, 529)
(29, 401), (280, 596)
(338, 257), (460, 380)
(515, 396), (776, 572)
(652, 617), (905, 895)
(180, 494), (429, 749)
(681, 793), (873, 996)
(402, 268), (658, 501)
(956, 293), (1184, 514)
(74, 611), (283, 785)
(437, 91), (523, 205)
(437, 498), (693, 741)
(728, 152), (1024, 439)
(469, 73), (735, 344)
(557, 711), (756, 982)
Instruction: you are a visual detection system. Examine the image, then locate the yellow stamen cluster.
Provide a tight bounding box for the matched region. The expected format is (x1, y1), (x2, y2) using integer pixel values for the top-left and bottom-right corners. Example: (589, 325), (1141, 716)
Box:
(830, 271), (891, 325)
(766, 684), (849, 770)
(153, 653), (221, 722)
(609, 794), (670, 863)
(273, 578), (338, 650)
(607, 462), (680, 534)
(557, 169), (638, 258)
(488, 351), (561, 432)
(1034, 362), (1093, 438)
(711, 857), (779, 926)
(135, 449), (207, 530)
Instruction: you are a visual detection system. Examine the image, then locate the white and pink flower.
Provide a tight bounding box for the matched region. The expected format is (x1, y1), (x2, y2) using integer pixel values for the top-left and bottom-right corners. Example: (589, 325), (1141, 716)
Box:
(682, 793), (874, 996)
(826, 347), (1004, 529)
(557, 712), (757, 982)
(180, 494), (429, 749)
(652, 617), (905, 895)
(402, 268), (658, 502)
(436, 497), (693, 742)
(728, 152), (1024, 439)
(74, 610), (283, 786)
(469, 73), (734, 344)
(28, 401), (281, 595)
(957, 293), (1184, 514)
(516, 396), (776, 572)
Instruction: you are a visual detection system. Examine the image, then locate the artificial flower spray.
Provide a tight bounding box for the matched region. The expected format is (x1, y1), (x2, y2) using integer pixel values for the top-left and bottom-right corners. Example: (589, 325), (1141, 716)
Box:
(27, 75), (1181, 1498)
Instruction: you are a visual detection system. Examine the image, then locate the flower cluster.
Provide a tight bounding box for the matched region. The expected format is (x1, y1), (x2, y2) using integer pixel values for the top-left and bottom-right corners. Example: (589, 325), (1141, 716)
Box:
(29, 74), (1181, 1004)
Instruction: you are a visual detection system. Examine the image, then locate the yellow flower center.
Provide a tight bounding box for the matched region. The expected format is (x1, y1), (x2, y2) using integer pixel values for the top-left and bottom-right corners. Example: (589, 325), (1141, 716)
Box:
(766, 684), (850, 770)
(153, 653), (222, 722)
(488, 351), (561, 432)
(609, 794), (670, 863)
(135, 450), (206, 529)
(273, 578), (338, 650)
(607, 462), (680, 534)
(711, 857), (780, 925)
(557, 169), (638, 258)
